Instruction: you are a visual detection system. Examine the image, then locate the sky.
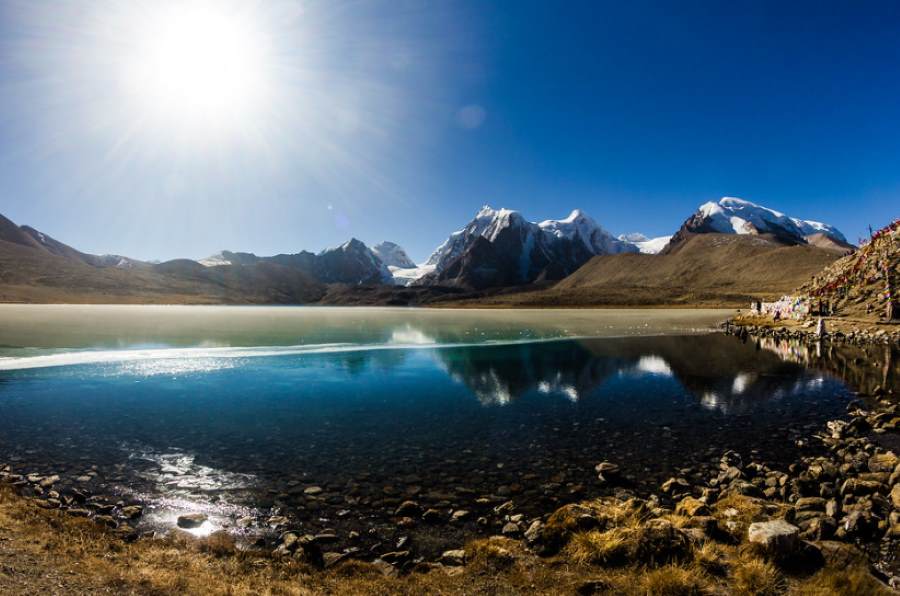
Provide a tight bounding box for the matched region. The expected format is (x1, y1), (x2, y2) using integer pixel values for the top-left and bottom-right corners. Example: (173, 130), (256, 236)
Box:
(0, 0), (898, 263)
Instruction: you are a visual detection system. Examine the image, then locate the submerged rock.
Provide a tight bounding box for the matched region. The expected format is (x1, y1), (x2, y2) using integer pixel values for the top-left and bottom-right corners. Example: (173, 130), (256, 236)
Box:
(177, 513), (208, 529)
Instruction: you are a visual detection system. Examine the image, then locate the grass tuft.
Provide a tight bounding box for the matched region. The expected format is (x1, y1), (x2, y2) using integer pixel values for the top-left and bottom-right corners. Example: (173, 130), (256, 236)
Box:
(730, 557), (784, 596)
(638, 564), (711, 596)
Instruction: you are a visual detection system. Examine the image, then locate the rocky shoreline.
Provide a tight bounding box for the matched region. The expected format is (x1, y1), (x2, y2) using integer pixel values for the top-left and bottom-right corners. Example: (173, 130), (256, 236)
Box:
(727, 316), (900, 346)
(1, 371), (898, 590)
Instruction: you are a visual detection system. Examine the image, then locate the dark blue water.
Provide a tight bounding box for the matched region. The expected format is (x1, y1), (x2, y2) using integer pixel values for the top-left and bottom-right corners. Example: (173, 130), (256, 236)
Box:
(0, 332), (864, 553)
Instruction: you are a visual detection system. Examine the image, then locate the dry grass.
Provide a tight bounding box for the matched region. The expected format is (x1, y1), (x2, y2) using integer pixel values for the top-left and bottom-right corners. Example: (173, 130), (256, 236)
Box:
(567, 528), (634, 566)
(464, 536), (518, 571)
(637, 564), (711, 596)
(730, 558), (785, 596)
(693, 542), (733, 577)
(788, 565), (894, 596)
(0, 486), (892, 595)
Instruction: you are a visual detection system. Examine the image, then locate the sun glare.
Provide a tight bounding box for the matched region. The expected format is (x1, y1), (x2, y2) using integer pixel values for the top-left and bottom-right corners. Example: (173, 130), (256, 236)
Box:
(124, 2), (271, 133)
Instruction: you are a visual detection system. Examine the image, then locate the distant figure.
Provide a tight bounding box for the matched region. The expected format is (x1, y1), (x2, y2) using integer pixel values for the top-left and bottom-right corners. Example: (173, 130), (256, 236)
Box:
(774, 310), (781, 322)
(816, 317), (826, 338)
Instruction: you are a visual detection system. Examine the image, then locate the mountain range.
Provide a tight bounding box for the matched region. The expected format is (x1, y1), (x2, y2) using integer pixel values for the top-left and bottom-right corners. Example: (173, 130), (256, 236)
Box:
(0, 197), (856, 305)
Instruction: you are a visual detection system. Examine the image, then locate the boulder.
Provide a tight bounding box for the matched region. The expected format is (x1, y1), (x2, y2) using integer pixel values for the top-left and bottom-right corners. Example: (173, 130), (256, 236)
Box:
(675, 496), (710, 517)
(868, 452), (898, 473)
(660, 477), (690, 494)
(524, 520), (544, 544)
(394, 500), (420, 517)
(119, 505), (144, 520)
(840, 478), (884, 497)
(177, 513), (208, 529)
(747, 519), (800, 556)
(891, 484), (900, 509)
(440, 549), (466, 566)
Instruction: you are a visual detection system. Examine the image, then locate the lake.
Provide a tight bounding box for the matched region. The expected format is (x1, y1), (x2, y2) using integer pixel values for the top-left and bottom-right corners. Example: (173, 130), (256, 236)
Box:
(0, 305), (890, 558)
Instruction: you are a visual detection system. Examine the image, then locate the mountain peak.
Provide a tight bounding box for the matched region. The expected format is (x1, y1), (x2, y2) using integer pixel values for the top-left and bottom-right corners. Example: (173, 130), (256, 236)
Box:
(671, 197), (848, 251)
(372, 241), (415, 269)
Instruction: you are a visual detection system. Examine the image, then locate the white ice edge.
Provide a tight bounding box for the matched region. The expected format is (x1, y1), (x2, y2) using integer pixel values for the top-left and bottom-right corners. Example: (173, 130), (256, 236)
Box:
(0, 328), (719, 372)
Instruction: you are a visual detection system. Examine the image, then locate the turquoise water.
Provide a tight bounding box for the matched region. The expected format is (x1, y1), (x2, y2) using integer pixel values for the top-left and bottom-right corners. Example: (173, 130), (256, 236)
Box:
(0, 306), (863, 555)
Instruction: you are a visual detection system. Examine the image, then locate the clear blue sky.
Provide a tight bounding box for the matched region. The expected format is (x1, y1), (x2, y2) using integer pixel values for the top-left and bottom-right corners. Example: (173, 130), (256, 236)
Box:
(0, 0), (897, 262)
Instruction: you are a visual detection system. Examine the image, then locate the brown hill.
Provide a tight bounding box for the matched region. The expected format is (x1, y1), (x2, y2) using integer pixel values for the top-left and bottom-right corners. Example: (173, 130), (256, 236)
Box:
(452, 234), (843, 307)
(0, 238), (325, 304)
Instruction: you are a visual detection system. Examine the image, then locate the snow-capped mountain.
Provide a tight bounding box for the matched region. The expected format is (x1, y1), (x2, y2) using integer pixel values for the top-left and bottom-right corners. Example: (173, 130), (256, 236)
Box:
(424, 206), (525, 272)
(617, 233), (673, 254)
(371, 241), (415, 269)
(538, 209), (635, 256)
(198, 252), (232, 267)
(667, 197), (848, 252)
(315, 238), (393, 284)
(418, 205), (636, 289)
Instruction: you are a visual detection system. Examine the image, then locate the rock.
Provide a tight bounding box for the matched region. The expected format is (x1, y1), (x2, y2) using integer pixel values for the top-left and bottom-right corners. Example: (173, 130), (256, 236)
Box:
(747, 519), (800, 556)
(813, 540), (868, 568)
(394, 500), (420, 516)
(93, 515), (117, 529)
(120, 505), (143, 520)
(594, 462), (620, 479)
(380, 550), (410, 565)
(303, 486), (323, 496)
(675, 497), (709, 517)
(524, 520), (544, 544)
(633, 519), (691, 563)
(177, 513), (208, 529)
(493, 500), (515, 515)
(450, 510), (470, 523)
(440, 549), (466, 566)
(295, 536), (324, 568)
(236, 516), (254, 528)
(868, 452), (898, 473)
(267, 515), (289, 527)
(795, 497), (827, 511)
(502, 522), (520, 536)
(660, 477), (690, 494)
(314, 533), (338, 544)
(281, 532), (299, 550)
(323, 551), (351, 569)
(422, 508), (443, 523)
(890, 484), (900, 509)
(66, 508), (90, 517)
(840, 478), (884, 497)
(38, 475), (59, 488)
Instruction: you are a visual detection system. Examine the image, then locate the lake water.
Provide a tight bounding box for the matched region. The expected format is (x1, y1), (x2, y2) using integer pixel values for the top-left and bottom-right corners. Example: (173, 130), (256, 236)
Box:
(0, 305), (891, 557)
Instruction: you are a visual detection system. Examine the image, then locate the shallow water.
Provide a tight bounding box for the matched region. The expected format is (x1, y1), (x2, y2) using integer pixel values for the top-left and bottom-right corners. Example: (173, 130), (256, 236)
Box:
(0, 305), (886, 555)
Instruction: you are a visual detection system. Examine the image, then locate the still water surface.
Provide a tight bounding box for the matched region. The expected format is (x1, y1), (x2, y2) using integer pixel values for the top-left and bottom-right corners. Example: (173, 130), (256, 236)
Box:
(0, 305), (888, 553)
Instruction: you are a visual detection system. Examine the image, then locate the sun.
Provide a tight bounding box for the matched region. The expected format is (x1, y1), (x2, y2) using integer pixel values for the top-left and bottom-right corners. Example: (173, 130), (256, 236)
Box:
(124, 1), (271, 133)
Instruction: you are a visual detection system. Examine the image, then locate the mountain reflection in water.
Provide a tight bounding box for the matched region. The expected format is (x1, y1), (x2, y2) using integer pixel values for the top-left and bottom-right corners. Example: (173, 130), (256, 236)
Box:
(433, 333), (871, 413)
(0, 329), (886, 549)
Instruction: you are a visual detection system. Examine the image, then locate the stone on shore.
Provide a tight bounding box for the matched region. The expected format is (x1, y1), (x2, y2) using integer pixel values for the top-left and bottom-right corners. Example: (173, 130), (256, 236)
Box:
(748, 519), (799, 555)
(441, 549), (466, 566)
(177, 513), (208, 529)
